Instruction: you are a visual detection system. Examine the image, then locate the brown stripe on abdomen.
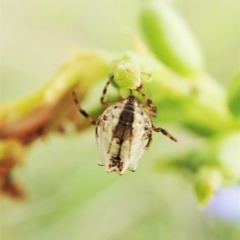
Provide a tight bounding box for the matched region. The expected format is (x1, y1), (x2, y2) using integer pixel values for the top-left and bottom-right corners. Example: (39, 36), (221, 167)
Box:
(113, 98), (135, 140)
(112, 97), (135, 161)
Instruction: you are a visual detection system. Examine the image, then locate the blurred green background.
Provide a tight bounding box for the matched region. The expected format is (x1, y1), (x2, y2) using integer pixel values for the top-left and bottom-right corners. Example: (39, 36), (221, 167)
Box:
(1, 0), (240, 239)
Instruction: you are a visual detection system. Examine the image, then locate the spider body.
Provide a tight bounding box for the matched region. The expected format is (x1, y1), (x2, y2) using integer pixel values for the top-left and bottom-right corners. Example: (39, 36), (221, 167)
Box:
(96, 95), (152, 174)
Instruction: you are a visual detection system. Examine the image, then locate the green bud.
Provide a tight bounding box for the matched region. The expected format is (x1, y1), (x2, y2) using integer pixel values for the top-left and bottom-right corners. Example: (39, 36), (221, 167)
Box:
(112, 58), (141, 89)
(111, 52), (154, 89)
(194, 167), (222, 206)
(227, 70), (240, 118)
(140, 0), (204, 77)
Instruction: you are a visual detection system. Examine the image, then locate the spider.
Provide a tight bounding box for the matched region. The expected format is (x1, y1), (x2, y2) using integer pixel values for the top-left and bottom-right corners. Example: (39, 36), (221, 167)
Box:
(73, 76), (177, 175)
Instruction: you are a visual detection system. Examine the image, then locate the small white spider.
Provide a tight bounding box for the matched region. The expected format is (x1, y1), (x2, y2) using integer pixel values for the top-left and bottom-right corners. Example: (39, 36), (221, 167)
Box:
(73, 76), (177, 175)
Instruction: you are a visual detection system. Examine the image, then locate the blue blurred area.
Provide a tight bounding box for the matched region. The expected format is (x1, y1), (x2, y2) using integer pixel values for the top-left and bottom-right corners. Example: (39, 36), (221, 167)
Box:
(205, 186), (240, 222)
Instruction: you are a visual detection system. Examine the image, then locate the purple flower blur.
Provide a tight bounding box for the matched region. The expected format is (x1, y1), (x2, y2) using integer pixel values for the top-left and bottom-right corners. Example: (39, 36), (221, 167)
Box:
(204, 186), (240, 222)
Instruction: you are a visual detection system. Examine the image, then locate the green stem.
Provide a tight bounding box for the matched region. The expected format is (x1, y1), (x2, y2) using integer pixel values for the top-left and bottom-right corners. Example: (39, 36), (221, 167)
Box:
(0, 49), (237, 142)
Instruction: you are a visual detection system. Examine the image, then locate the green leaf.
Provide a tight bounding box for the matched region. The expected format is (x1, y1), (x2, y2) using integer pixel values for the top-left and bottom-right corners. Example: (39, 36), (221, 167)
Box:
(140, 0), (204, 77)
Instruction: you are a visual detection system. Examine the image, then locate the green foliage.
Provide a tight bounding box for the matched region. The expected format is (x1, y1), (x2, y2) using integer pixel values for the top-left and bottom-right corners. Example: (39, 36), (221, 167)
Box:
(1, 0), (240, 239)
(139, 0), (239, 204)
(1, 1), (239, 206)
(140, 0), (203, 77)
(194, 166), (222, 206)
(0, 0), (239, 223)
(227, 70), (240, 118)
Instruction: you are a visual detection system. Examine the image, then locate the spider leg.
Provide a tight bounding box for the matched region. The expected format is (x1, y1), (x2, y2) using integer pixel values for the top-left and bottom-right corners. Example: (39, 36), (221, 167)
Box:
(152, 124), (177, 142)
(72, 91), (96, 125)
(100, 76), (114, 108)
(136, 87), (158, 116)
